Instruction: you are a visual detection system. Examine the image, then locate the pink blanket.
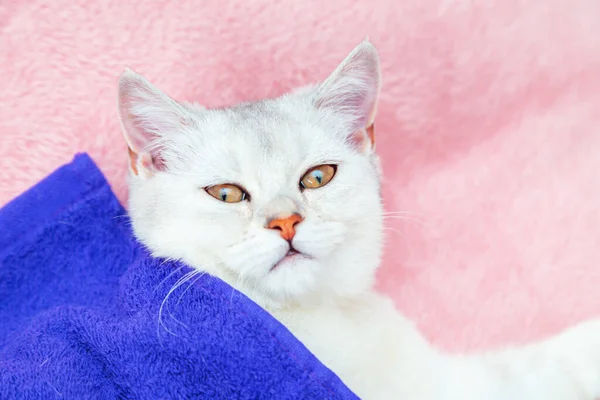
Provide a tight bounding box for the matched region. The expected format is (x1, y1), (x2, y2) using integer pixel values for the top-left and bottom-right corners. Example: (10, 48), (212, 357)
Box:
(1, 0), (599, 351)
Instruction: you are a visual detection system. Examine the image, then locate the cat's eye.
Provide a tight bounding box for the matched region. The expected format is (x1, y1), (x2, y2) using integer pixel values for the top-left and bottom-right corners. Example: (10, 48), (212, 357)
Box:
(205, 184), (248, 203)
(300, 164), (337, 190)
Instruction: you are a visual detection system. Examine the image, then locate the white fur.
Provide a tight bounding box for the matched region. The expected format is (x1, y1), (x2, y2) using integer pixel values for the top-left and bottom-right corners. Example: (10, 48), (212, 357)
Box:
(118, 41), (600, 399)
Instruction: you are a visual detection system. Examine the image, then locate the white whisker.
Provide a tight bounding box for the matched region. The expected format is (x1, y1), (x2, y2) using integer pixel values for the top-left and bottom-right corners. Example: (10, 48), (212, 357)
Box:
(157, 268), (200, 341)
(176, 271), (207, 306)
(382, 215), (426, 227)
(154, 265), (184, 292)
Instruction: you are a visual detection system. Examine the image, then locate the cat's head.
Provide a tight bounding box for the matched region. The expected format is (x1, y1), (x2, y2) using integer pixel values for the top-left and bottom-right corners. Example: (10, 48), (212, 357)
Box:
(118, 41), (384, 308)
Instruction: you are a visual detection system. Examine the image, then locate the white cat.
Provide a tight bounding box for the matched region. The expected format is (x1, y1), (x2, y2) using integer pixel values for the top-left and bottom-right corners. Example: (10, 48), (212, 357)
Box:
(117, 41), (600, 399)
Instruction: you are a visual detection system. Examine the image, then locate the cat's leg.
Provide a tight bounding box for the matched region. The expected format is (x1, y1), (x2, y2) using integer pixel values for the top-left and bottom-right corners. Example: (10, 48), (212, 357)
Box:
(275, 293), (600, 399)
(360, 293), (600, 399)
(433, 319), (600, 400)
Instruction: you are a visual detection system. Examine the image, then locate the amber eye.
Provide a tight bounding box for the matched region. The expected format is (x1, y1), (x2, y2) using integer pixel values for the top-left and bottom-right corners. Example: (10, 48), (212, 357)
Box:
(205, 184), (248, 203)
(300, 164), (337, 190)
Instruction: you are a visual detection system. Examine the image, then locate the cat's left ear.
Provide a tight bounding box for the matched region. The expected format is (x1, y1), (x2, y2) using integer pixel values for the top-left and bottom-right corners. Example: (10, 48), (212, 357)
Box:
(314, 40), (381, 153)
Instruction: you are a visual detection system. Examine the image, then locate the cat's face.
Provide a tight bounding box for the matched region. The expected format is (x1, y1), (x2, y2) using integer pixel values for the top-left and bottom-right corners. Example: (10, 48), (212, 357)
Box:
(119, 41), (384, 307)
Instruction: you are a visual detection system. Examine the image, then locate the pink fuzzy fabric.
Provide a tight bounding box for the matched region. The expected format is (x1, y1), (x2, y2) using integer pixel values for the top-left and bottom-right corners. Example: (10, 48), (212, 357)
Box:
(2, 0), (599, 351)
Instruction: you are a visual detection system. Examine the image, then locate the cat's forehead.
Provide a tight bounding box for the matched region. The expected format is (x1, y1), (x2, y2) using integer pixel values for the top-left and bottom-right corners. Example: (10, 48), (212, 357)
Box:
(222, 101), (297, 151)
(208, 101), (340, 158)
(184, 99), (347, 188)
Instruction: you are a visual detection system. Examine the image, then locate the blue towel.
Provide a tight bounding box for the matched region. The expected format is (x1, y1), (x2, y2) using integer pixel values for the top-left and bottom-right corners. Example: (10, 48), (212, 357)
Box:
(0, 153), (357, 399)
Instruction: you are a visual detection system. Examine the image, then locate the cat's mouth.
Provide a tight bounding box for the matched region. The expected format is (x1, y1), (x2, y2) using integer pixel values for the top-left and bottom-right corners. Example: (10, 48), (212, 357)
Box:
(270, 247), (305, 271)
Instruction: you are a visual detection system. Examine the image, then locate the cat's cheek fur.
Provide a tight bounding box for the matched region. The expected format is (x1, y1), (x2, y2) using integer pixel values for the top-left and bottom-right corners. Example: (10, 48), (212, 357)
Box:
(292, 218), (347, 259)
(293, 166), (383, 299)
(128, 173), (247, 276)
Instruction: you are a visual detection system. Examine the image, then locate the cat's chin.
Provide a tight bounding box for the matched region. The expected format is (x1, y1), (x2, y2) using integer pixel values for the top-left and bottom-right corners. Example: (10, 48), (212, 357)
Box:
(242, 256), (325, 308)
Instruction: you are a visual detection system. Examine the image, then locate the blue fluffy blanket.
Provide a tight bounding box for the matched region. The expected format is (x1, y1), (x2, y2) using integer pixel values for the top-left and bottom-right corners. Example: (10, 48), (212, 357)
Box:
(0, 154), (356, 399)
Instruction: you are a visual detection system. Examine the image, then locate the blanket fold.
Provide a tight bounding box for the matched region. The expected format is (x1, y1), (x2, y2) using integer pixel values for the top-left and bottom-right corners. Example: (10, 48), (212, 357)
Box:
(0, 153), (356, 399)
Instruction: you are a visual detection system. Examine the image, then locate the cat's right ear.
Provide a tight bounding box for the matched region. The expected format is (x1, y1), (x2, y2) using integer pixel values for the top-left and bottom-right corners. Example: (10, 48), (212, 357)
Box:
(117, 69), (189, 178)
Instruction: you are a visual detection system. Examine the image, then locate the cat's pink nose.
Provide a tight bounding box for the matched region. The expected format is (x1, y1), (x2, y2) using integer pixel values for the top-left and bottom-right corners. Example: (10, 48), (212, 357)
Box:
(267, 214), (303, 241)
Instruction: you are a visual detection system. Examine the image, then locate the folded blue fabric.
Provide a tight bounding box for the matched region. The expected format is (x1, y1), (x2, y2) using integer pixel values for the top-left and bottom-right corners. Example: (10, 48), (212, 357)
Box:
(0, 154), (357, 399)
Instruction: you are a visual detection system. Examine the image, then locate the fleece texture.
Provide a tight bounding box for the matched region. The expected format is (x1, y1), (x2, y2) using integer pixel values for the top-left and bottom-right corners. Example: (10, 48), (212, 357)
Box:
(0, 153), (357, 399)
(1, 0), (600, 351)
